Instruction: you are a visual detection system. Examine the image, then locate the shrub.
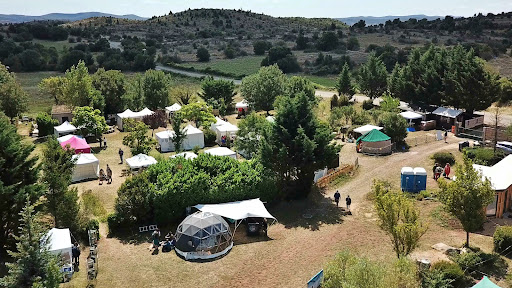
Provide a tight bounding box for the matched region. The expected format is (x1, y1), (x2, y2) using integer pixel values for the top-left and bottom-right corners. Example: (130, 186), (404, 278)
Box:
(464, 147), (505, 166)
(196, 47), (210, 62)
(378, 112), (408, 145)
(431, 152), (455, 165)
(494, 226), (512, 253)
(203, 128), (216, 146)
(192, 145), (200, 154)
(337, 95), (349, 106)
(36, 112), (59, 137)
(107, 213), (123, 234)
(431, 261), (466, 286)
(362, 99), (373, 110)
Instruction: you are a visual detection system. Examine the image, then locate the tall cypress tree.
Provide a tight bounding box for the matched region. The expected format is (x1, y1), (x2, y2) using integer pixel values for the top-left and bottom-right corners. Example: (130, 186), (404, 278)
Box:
(336, 63), (354, 97)
(358, 54), (388, 99)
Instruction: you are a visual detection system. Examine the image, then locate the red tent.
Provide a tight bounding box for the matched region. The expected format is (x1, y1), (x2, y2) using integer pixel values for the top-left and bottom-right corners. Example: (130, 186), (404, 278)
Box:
(60, 136), (91, 154)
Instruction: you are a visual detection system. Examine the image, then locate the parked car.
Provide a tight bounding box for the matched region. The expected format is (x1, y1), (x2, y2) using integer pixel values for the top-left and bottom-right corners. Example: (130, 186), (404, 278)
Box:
(496, 141), (512, 154)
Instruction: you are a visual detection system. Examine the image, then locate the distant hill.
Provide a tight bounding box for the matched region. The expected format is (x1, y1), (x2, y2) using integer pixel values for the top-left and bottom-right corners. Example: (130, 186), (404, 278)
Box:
(0, 12), (147, 24)
(337, 15), (446, 26)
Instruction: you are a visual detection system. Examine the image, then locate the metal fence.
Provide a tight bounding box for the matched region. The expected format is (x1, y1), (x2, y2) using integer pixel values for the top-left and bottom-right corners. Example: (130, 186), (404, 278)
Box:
(405, 134), (438, 147)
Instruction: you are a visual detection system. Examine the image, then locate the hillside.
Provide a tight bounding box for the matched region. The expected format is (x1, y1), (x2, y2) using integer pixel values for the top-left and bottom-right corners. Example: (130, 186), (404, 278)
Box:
(337, 15), (446, 26)
(0, 12), (146, 24)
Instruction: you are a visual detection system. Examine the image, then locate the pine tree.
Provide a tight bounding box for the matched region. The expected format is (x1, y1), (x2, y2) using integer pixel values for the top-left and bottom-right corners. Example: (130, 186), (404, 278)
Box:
(0, 200), (61, 288)
(336, 63), (354, 97)
(358, 54), (388, 99)
(0, 115), (43, 255)
(171, 113), (187, 153)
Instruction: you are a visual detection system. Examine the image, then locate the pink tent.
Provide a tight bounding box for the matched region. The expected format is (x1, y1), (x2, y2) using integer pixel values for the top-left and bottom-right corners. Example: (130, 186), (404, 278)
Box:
(60, 136), (91, 154)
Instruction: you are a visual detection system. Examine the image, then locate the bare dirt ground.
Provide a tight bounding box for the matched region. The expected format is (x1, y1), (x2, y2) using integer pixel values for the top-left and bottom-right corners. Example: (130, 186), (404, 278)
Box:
(60, 129), (511, 288)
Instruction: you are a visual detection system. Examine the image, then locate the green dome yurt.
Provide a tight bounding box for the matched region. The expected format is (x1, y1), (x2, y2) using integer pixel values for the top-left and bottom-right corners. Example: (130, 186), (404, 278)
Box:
(356, 129), (392, 155)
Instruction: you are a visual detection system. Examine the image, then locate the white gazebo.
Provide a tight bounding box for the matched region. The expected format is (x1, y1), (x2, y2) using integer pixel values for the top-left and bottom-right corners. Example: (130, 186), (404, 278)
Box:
(204, 147), (237, 159)
(400, 111), (423, 126)
(155, 124), (205, 152)
(54, 121), (77, 137)
(211, 117), (229, 131)
(165, 103), (182, 117)
(126, 154), (157, 170)
(44, 228), (73, 267)
(266, 116), (275, 123)
(171, 152), (198, 160)
(353, 124), (383, 135)
(116, 108), (154, 131)
(71, 153), (99, 182)
(235, 99), (249, 111)
(215, 123), (239, 144)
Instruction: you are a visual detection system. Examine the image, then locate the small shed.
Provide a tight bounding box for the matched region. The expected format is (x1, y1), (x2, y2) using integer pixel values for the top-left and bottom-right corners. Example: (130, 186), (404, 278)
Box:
(356, 129), (392, 155)
(54, 121), (77, 137)
(431, 107), (463, 130)
(204, 147), (237, 159)
(51, 105), (73, 124)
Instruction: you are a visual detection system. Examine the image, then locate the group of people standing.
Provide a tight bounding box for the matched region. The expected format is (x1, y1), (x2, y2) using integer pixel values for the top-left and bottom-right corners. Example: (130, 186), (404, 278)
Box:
(433, 163), (451, 181)
(99, 164), (113, 185)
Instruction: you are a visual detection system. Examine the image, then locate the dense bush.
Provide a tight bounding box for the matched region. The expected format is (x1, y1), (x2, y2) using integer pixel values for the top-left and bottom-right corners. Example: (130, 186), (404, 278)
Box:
(494, 226), (512, 253)
(203, 128), (217, 146)
(379, 112), (408, 144)
(196, 47), (210, 62)
(464, 147), (505, 166)
(36, 112), (59, 136)
(430, 260), (466, 286)
(362, 99), (374, 110)
(431, 152), (456, 165)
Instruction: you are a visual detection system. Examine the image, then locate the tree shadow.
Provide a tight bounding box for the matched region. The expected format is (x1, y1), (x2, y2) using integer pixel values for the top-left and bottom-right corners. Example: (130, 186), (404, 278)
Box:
(271, 187), (345, 231)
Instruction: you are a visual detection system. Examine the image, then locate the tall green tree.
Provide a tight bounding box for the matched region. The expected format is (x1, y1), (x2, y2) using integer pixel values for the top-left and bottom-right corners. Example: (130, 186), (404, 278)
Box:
(336, 63), (354, 98)
(235, 113), (271, 159)
(92, 68), (126, 115)
(0, 77), (28, 123)
(39, 76), (67, 104)
(439, 156), (495, 247)
(286, 76), (316, 103)
(199, 76), (236, 115)
(142, 70), (171, 110)
(379, 112), (408, 145)
(171, 113), (187, 153)
(240, 64), (287, 115)
(358, 53), (388, 99)
(61, 60), (105, 112)
(122, 119), (156, 155)
(373, 180), (427, 258)
(123, 73), (145, 111)
(0, 115), (43, 255)
(169, 85), (197, 106)
(379, 93), (400, 112)
(498, 77), (512, 104)
(260, 93), (340, 199)
(178, 102), (215, 128)
(0, 200), (61, 288)
(71, 106), (108, 142)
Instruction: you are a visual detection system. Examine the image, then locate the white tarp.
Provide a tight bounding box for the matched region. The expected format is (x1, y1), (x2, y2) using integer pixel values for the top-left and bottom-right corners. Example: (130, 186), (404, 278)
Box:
(194, 198), (276, 221)
(400, 111), (423, 120)
(473, 155), (512, 191)
(71, 153), (99, 182)
(171, 152), (198, 160)
(204, 147), (237, 159)
(353, 125), (383, 135)
(57, 134), (82, 143)
(116, 108), (154, 130)
(235, 99), (249, 109)
(54, 121), (77, 137)
(126, 154), (157, 169)
(44, 228), (72, 265)
(155, 124), (205, 152)
(432, 107), (463, 118)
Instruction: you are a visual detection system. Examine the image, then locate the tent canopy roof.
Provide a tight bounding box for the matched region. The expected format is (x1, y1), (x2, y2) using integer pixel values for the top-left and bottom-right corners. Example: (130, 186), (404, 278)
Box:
(72, 153), (99, 165)
(184, 124), (203, 135)
(60, 136), (90, 150)
(155, 125), (203, 139)
(473, 155), (512, 191)
(353, 124), (383, 134)
(117, 108), (154, 118)
(472, 276), (501, 288)
(266, 116), (275, 123)
(57, 134), (81, 143)
(194, 198), (276, 221)
(235, 99), (249, 109)
(44, 228), (72, 252)
(215, 123), (238, 133)
(171, 152), (198, 160)
(432, 107), (463, 118)
(117, 109), (134, 118)
(137, 108), (154, 117)
(204, 147), (236, 157)
(165, 103), (182, 112)
(54, 121), (77, 133)
(400, 111), (423, 120)
(126, 154), (157, 169)
(356, 129), (391, 143)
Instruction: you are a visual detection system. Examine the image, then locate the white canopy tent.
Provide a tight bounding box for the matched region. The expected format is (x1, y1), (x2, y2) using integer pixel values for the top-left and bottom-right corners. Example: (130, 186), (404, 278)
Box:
(171, 152), (198, 160)
(57, 134), (82, 143)
(126, 154), (157, 170)
(72, 153), (99, 182)
(44, 228), (73, 266)
(155, 124), (205, 152)
(473, 155), (512, 191)
(432, 107), (463, 118)
(204, 147), (237, 159)
(211, 117), (229, 132)
(235, 99), (249, 112)
(214, 123), (239, 144)
(54, 121), (77, 137)
(353, 124), (383, 135)
(116, 108), (154, 130)
(165, 103), (182, 117)
(400, 111), (424, 126)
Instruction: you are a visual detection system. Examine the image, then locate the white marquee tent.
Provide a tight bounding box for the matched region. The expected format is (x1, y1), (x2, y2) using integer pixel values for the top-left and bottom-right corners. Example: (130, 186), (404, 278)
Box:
(194, 198), (276, 222)
(204, 147), (237, 159)
(171, 152), (198, 160)
(72, 153), (99, 182)
(353, 124), (383, 135)
(116, 108), (154, 130)
(57, 134), (82, 143)
(235, 99), (249, 112)
(155, 124), (205, 152)
(473, 155), (512, 191)
(165, 103), (182, 117)
(400, 111), (424, 125)
(54, 121), (77, 137)
(43, 228), (73, 266)
(126, 154), (157, 170)
(214, 123), (239, 144)
(211, 117), (229, 131)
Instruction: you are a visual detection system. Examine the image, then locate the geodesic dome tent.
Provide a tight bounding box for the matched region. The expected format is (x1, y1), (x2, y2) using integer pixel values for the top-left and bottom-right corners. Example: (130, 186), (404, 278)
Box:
(175, 211), (233, 260)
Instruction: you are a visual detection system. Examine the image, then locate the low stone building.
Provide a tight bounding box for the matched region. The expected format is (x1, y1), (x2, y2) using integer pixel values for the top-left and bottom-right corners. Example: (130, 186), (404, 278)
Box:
(51, 105), (73, 124)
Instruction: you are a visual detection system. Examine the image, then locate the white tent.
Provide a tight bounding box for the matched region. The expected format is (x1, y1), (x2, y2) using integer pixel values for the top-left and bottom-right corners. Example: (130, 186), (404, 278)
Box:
(165, 103), (182, 117)
(215, 123), (239, 144)
(136, 108), (154, 118)
(353, 124), (383, 135)
(473, 155), (512, 191)
(400, 111), (423, 120)
(57, 134), (82, 143)
(194, 198), (276, 221)
(235, 99), (249, 110)
(171, 152), (198, 160)
(53, 121), (77, 137)
(44, 228), (73, 266)
(211, 117), (229, 132)
(126, 154), (157, 170)
(116, 108), (154, 131)
(155, 124), (205, 152)
(204, 147), (237, 159)
(432, 107), (463, 118)
(72, 153), (99, 182)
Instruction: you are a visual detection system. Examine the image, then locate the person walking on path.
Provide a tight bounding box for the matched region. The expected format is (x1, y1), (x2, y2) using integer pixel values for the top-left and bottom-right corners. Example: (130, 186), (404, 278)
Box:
(346, 195), (352, 211)
(118, 148), (124, 164)
(432, 163), (438, 179)
(103, 137), (107, 149)
(106, 164), (112, 184)
(334, 190), (341, 207)
(72, 242), (80, 266)
(444, 130), (448, 143)
(444, 163), (451, 178)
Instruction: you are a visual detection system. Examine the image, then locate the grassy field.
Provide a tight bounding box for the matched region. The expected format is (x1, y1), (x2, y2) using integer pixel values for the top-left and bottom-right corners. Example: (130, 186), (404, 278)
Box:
(16, 71), (62, 117)
(302, 75), (337, 88)
(177, 56), (265, 77)
(31, 39), (77, 51)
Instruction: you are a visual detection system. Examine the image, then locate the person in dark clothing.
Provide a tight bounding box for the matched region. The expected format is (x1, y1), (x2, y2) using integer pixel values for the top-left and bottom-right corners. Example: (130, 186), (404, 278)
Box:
(118, 148), (124, 164)
(334, 191), (341, 207)
(444, 130), (448, 143)
(432, 163), (438, 179)
(103, 137), (107, 149)
(346, 195), (352, 211)
(106, 164), (112, 184)
(72, 242), (80, 266)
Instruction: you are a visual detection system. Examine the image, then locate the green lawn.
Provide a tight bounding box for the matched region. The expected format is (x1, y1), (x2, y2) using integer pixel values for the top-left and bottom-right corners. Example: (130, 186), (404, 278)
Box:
(16, 71), (63, 117)
(31, 39), (77, 52)
(303, 75), (337, 88)
(177, 56), (265, 77)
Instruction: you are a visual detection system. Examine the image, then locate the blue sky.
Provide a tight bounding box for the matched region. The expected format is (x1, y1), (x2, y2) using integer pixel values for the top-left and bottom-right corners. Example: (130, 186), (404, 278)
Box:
(1, 0), (512, 18)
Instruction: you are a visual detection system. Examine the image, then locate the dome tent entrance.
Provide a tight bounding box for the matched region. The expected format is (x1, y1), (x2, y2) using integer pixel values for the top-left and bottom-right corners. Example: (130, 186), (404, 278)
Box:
(175, 211), (233, 260)
(356, 129), (392, 155)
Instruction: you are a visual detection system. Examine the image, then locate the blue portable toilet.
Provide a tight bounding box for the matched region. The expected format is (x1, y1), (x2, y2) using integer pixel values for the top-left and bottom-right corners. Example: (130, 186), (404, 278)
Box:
(401, 167), (415, 192)
(413, 167), (427, 193)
